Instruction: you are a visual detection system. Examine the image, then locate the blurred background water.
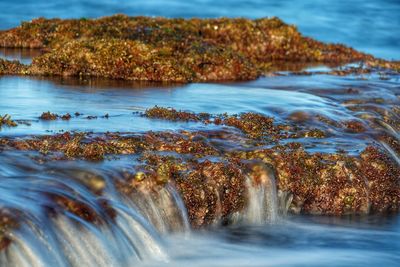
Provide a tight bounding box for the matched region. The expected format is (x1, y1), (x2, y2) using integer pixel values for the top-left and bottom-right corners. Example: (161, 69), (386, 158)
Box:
(0, 0), (399, 60)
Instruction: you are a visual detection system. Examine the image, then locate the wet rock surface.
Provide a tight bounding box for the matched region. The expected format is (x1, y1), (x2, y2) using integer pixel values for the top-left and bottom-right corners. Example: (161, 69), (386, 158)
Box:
(1, 106), (399, 235)
(0, 15), (398, 81)
(0, 115), (17, 128)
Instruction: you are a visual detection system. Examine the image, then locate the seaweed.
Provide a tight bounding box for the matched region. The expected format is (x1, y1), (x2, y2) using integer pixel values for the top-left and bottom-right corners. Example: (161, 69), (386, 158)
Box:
(1, 15), (396, 82)
(1, 126), (399, 223)
(0, 114), (17, 128)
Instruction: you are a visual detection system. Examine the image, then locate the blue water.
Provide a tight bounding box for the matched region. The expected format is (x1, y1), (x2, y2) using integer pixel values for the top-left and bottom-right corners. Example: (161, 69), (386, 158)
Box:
(0, 0), (399, 60)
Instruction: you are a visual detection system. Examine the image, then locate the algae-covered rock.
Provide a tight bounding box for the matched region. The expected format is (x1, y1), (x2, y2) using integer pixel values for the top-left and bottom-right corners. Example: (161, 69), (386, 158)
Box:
(39, 111), (58, 120)
(0, 58), (27, 75)
(232, 145), (400, 215)
(145, 106), (201, 121)
(1, 15), (388, 81)
(0, 114), (17, 128)
(1, 105), (400, 229)
(29, 38), (257, 82)
(2, 129), (399, 223)
(144, 106), (285, 139)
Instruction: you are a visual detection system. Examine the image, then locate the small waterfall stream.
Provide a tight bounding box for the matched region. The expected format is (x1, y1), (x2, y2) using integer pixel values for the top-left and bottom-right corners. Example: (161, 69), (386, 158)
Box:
(242, 164), (279, 224)
(0, 154), (283, 267)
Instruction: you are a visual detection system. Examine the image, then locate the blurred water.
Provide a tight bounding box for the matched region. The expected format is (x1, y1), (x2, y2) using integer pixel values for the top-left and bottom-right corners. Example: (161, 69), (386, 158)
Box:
(156, 215), (400, 267)
(0, 76), (346, 135)
(0, 0), (399, 59)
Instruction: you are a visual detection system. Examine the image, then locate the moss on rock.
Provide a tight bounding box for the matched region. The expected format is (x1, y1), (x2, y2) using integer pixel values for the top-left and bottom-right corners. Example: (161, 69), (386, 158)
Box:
(1, 128), (399, 224)
(0, 58), (27, 75)
(0, 114), (17, 128)
(1, 15), (392, 81)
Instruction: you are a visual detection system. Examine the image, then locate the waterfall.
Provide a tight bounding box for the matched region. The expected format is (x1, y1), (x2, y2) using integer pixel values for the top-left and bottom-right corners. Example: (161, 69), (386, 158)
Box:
(122, 182), (190, 234)
(0, 207), (169, 267)
(240, 163), (280, 224)
(0, 154), (176, 267)
(0, 152), (290, 267)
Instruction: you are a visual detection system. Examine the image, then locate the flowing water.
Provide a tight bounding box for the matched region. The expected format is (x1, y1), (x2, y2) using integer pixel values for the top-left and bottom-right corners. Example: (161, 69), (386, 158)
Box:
(1, 1), (400, 266)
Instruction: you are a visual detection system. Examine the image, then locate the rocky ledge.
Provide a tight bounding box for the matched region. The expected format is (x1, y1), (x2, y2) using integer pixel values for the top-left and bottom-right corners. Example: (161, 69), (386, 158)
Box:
(1, 108), (399, 230)
(0, 15), (399, 81)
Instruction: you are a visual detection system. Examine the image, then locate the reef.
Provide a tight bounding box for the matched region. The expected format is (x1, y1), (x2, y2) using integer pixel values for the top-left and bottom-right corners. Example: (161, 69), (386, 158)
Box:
(144, 106), (284, 139)
(0, 103), (399, 252)
(1, 107), (399, 229)
(1, 15), (398, 81)
(1, 132), (399, 229)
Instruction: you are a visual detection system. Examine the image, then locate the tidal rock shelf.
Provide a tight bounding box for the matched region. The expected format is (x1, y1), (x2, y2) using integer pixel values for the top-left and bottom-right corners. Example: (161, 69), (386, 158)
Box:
(0, 15), (399, 82)
(1, 106), (399, 242)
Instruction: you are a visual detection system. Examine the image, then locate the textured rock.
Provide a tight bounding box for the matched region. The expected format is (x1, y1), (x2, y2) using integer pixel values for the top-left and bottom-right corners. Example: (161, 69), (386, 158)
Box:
(1, 15), (389, 81)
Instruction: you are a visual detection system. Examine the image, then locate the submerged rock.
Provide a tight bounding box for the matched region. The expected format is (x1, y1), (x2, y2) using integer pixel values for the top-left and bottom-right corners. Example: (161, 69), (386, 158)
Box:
(1, 15), (397, 81)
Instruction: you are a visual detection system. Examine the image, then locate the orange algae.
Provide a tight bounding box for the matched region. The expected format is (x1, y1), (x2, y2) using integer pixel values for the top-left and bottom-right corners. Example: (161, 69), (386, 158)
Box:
(1, 15), (394, 82)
